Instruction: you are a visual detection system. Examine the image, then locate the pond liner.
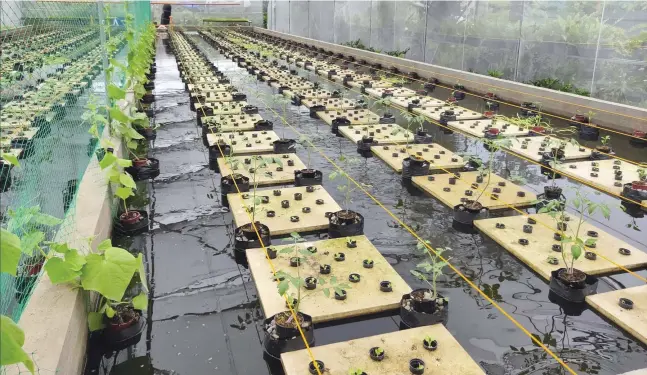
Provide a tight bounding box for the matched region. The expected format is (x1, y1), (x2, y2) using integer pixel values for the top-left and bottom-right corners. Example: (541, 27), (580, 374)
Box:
(294, 169), (323, 186)
(126, 158), (160, 181)
(113, 210), (149, 236)
(263, 313), (315, 360)
(549, 268), (599, 303)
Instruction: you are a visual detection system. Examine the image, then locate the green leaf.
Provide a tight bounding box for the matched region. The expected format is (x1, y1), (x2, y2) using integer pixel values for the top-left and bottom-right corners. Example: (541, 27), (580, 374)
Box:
(109, 107), (130, 124)
(81, 247), (139, 301)
(87, 312), (106, 331)
(107, 84), (126, 100)
(584, 238), (597, 247)
(136, 253), (148, 291)
(323, 288), (330, 298)
(44, 257), (81, 284)
(20, 231), (45, 256)
(0, 315), (35, 374)
(328, 171), (338, 180)
(1, 229), (21, 276)
(119, 173), (136, 188)
(132, 292), (148, 310)
(277, 279), (290, 296)
(105, 305), (115, 318)
(1, 153), (20, 167)
(571, 244), (583, 260)
(116, 158), (132, 168)
(65, 250), (86, 272)
(97, 239), (112, 252)
(31, 212), (62, 226)
(115, 186), (134, 201)
(49, 242), (70, 254)
(99, 152), (117, 170)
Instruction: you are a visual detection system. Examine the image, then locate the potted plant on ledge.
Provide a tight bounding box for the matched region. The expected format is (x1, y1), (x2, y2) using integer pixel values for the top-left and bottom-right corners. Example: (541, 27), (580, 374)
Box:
(294, 135), (323, 186)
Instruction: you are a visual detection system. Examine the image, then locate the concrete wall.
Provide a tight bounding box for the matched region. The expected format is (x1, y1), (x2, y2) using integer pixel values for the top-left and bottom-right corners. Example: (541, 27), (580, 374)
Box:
(267, 0), (647, 109)
(254, 27), (647, 134)
(6, 125), (125, 375)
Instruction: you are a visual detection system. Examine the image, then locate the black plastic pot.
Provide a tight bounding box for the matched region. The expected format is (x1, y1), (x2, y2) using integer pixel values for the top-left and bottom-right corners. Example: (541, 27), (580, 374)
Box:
(208, 142), (232, 171)
(234, 223), (271, 266)
(621, 182), (647, 203)
(263, 312), (315, 360)
(294, 169), (323, 186)
(453, 202), (489, 226)
(544, 185), (563, 200)
(254, 120), (274, 131)
(328, 210), (364, 238)
(402, 157), (430, 181)
(549, 268), (598, 303)
(221, 174), (250, 206)
(379, 113), (396, 124)
(103, 310), (146, 348)
(309, 104), (325, 118)
(357, 136), (377, 154)
(242, 105), (259, 114)
(273, 138), (297, 153)
(136, 127), (156, 141)
(414, 129), (433, 144)
(579, 124), (600, 141)
(331, 117), (351, 135)
(439, 110), (456, 125)
(125, 158), (160, 181)
(113, 210), (149, 236)
(400, 289), (449, 328)
(410, 358), (426, 374)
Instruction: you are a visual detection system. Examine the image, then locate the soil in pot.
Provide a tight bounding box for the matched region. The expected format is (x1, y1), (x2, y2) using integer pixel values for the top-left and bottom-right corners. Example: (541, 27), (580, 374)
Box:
(114, 210), (149, 236)
(329, 210), (364, 238)
(544, 185), (563, 200)
(221, 174), (250, 207)
(402, 156), (430, 180)
(103, 305), (146, 346)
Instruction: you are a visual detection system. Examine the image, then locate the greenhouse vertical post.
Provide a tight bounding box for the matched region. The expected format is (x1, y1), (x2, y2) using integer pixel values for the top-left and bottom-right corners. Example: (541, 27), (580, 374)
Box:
(589, 0), (607, 97)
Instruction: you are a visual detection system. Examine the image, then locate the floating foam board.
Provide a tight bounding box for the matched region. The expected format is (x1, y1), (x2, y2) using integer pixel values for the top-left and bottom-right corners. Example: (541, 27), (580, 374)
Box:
(247, 235), (411, 323)
(339, 124), (415, 145)
(202, 113), (263, 132)
(217, 153), (306, 186)
(228, 185), (341, 235)
(281, 325), (486, 375)
(301, 97), (358, 111)
(371, 144), (464, 173)
(413, 105), (482, 121)
(187, 83), (231, 92)
(192, 76), (220, 84)
(207, 130), (280, 154)
(505, 136), (592, 162)
(331, 72), (373, 83)
(290, 89), (334, 99)
(194, 101), (248, 115)
(348, 80), (393, 89)
(556, 159), (644, 198)
(365, 87), (417, 99)
(200, 91), (236, 102)
(412, 171), (537, 210)
(270, 80), (314, 91)
(318, 109), (381, 126)
(473, 213), (647, 280)
(586, 285), (647, 346)
(391, 96), (446, 111)
(448, 119), (529, 138)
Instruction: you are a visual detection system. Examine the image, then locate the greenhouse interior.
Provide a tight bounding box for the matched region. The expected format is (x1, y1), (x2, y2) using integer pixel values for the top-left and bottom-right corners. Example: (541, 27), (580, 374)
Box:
(1, 1), (647, 374)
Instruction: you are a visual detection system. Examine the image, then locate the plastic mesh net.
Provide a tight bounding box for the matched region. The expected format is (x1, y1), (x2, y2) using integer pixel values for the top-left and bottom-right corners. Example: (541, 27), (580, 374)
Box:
(0, 0), (150, 327)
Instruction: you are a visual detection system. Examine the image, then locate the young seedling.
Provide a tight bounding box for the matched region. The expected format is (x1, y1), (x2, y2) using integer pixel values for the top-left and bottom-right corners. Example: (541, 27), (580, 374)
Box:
(410, 241), (450, 304)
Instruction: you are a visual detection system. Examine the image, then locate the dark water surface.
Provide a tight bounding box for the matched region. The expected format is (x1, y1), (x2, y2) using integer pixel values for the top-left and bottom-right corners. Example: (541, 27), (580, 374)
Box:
(84, 33), (647, 375)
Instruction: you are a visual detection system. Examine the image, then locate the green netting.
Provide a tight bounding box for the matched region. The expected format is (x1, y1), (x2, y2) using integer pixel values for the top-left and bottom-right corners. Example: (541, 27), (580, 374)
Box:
(0, 0), (151, 326)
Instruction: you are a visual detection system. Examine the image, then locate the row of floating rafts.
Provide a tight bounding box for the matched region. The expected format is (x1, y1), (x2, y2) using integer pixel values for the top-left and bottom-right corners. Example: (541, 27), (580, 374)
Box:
(0, 32), (129, 193)
(208, 29), (647, 352)
(193, 30), (492, 375)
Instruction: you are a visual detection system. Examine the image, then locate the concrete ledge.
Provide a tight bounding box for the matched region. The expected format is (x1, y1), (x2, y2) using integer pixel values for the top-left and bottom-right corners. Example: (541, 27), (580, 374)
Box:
(253, 28), (647, 134)
(8, 126), (124, 375)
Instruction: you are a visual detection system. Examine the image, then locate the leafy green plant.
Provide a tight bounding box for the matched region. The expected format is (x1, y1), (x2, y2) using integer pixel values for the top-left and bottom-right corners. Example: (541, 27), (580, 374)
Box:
(538, 188), (611, 276)
(270, 94), (292, 138)
(385, 47), (410, 58)
(349, 368), (366, 375)
(0, 315), (34, 373)
(247, 156), (283, 223)
(600, 135), (611, 147)
(487, 69), (504, 78)
(371, 97), (392, 116)
(328, 155), (363, 211)
(410, 240), (450, 302)
(275, 233), (350, 311)
(400, 110), (425, 146)
(470, 137), (513, 207)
